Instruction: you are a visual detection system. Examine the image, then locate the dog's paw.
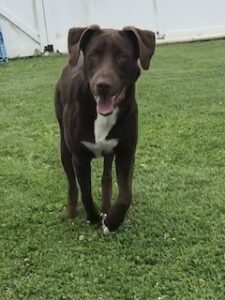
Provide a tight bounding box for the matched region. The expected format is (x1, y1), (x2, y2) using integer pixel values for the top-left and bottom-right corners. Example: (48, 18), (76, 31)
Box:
(86, 211), (101, 225)
(60, 210), (77, 223)
(101, 213), (110, 234)
(86, 217), (100, 225)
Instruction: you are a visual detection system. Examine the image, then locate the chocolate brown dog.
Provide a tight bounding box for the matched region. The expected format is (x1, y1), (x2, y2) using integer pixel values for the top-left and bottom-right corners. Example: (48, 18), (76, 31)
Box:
(55, 25), (155, 233)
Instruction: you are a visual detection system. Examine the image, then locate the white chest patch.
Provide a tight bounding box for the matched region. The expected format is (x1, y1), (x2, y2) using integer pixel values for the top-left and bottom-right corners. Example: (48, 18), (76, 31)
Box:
(81, 108), (119, 157)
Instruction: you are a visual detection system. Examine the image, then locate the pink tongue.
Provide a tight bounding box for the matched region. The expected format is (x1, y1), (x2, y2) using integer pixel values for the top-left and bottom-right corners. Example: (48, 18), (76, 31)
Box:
(96, 97), (114, 115)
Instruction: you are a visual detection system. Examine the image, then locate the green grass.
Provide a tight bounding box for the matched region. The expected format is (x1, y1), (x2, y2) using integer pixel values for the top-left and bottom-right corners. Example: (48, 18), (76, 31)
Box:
(0, 39), (225, 300)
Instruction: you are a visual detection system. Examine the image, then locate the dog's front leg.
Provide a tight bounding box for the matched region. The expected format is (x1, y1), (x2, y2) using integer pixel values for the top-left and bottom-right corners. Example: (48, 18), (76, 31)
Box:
(103, 153), (134, 232)
(101, 154), (114, 215)
(72, 156), (100, 224)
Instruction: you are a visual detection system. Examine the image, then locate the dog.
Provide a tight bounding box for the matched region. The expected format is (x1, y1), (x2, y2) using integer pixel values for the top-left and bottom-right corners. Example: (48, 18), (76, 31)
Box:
(55, 25), (155, 233)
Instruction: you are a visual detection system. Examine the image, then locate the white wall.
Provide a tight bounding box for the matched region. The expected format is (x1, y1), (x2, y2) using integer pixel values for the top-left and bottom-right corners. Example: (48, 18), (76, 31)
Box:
(157, 0), (225, 42)
(0, 0), (41, 57)
(43, 0), (157, 53)
(1, 0), (225, 58)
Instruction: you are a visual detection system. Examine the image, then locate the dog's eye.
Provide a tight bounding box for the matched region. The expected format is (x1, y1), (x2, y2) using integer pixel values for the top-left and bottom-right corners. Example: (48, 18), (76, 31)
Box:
(117, 54), (128, 63)
(89, 50), (98, 58)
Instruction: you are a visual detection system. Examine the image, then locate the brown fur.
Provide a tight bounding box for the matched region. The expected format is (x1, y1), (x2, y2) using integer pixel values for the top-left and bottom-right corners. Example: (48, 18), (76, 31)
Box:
(55, 25), (155, 232)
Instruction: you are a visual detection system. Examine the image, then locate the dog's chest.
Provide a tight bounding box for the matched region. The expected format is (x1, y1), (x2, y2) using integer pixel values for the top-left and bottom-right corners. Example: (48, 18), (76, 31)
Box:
(81, 109), (119, 157)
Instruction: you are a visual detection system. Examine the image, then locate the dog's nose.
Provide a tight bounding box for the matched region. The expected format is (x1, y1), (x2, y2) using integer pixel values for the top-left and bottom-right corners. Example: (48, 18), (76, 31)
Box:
(96, 81), (111, 96)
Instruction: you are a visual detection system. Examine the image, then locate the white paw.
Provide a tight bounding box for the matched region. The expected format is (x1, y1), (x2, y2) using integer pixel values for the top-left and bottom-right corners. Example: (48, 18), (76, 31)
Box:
(102, 224), (110, 234)
(101, 213), (110, 235)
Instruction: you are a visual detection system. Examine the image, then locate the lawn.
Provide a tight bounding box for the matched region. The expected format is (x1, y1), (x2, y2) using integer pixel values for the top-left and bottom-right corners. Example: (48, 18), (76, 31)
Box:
(0, 39), (225, 300)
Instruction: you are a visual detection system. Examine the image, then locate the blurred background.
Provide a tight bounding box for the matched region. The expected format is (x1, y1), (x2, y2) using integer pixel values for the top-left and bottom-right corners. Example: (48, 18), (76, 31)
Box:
(0, 0), (225, 59)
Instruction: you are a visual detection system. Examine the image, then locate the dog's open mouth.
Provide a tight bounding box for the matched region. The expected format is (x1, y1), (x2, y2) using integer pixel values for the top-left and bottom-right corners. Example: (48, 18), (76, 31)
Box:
(94, 89), (125, 116)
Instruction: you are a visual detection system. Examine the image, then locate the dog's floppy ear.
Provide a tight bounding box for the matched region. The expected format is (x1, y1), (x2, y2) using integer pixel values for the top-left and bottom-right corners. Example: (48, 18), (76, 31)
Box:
(68, 25), (100, 66)
(123, 26), (156, 70)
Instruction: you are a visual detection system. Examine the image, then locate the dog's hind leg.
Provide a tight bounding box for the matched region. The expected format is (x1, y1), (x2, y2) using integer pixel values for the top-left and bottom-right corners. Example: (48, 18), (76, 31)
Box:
(55, 86), (78, 220)
(60, 133), (78, 219)
(101, 154), (114, 215)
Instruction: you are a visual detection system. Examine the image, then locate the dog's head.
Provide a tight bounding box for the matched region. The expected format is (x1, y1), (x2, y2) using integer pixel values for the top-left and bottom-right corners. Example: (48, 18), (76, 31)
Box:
(68, 25), (155, 116)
